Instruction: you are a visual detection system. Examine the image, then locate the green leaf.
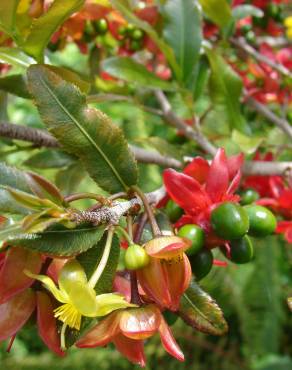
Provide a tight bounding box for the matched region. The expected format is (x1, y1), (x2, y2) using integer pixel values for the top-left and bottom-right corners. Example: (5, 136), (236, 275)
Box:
(232, 5), (264, 20)
(102, 57), (175, 91)
(0, 162), (32, 193)
(0, 1), (20, 36)
(22, 0), (85, 62)
(0, 74), (30, 99)
(0, 189), (29, 215)
(45, 65), (91, 94)
(161, 0), (202, 84)
(110, 0), (181, 80)
(206, 49), (249, 134)
(27, 64), (138, 194)
(231, 130), (263, 155)
(0, 47), (34, 69)
(9, 225), (106, 257)
(178, 279), (228, 335)
(198, 0), (231, 28)
(24, 149), (75, 169)
(77, 234), (120, 294)
(56, 163), (85, 196)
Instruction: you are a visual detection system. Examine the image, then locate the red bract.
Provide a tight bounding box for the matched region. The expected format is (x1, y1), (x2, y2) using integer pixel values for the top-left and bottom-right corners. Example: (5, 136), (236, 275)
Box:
(76, 304), (184, 367)
(0, 247), (64, 356)
(163, 149), (244, 244)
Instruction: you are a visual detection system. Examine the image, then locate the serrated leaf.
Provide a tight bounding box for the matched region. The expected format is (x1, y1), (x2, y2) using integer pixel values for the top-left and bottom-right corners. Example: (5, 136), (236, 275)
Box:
(0, 47), (34, 69)
(9, 225), (106, 257)
(22, 0), (85, 62)
(77, 234), (120, 294)
(0, 162), (32, 193)
(198, 0), (231, 28)
(162, 0), (202, 85)
(102, 57), (175, 91)
(24, 149), (75, 169)
(232, 5), (263, 20)
(0, 189), (29, 215)
(178, 279), (228, 335)
(110, 0), (181, 80)
(0, 1), (20, 36)
(0, 74), (30, 98)
(206, 49), (250, 134)
(27, 64), (138, 194)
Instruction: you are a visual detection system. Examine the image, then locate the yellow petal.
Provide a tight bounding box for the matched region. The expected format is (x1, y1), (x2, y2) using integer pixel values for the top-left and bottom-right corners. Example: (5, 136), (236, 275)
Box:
(93, 293), (136, 317)
(66, 281), (98, 317)
(24, 270), (67, 303)
(284, 17), (292, 28)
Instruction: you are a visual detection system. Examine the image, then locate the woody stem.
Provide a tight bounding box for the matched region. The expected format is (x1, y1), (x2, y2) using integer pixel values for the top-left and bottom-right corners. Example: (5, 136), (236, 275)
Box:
(88, 227), (114, 288)
(131, 186), (161, 237)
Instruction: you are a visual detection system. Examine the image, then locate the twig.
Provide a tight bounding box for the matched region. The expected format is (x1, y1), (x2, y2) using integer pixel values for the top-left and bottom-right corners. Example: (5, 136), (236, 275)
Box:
(1, 122), (292, 175)
(231, 37), (291, 79)
(154, 90), (217, 155)
(72, 186), (166, 226)
(245, 95), (292, 140)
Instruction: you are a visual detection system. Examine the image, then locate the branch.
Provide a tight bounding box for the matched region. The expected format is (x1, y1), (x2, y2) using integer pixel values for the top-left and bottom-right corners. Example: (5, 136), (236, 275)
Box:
(1, 122), (291, 176)
(231, 37), (291, 78)
(154, 90), (217, 156)
(73, 187), (166, 225)
(0, 122), (182, 168)
(245, 96), (292, 140)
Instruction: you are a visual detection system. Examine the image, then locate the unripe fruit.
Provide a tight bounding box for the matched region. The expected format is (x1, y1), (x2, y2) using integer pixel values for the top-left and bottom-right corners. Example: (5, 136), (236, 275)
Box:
(190, 249), (213, 281)
(124, 244), (150, 270)
(211, 202), (249, 240)
(93, 18), (108, 35)
(222, 235), (254, 264)
(240, 188), (260, 205)
(129, 40), (142, 51)
(165, 199), (183, 223)
(244, 205), (277, 237)
(131, 29), (144, 41)
(177, 224), (205, 256)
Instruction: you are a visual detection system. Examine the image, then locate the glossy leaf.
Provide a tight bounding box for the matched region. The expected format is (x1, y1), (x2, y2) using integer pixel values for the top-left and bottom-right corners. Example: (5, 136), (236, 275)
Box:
(206, 49), (249, 134)
(0, 1), (20, 36)
(22, 0), (85, 62)
(178, 279), (228, 335)
(78, 234), (120, 294)
(9, 225), (106, 257)
(0, 74), (30, 98)
(198, 0), (231, 28)
(27, 64), (138, 194)
(162, 0), (202, 84)
(0, 47), (34, 69)
(0, 247), (42, 304)
(0, 289), (36, 341)
(110, 0), (181, 80)
(102, 57), (175, 91)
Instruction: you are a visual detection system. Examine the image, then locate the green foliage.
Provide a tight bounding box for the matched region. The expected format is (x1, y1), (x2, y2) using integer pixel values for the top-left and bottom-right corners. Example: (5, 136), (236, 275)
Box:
(27, 64), (138, 194)
(102, 57), (175, 90)
(198, 0), (231, 28)
(0, 0), (20, 37)
(9, 225), (106, 257)
(21, 0), (85, 62)
(161, 0), (202, 85)
(179, 279), (228, 335)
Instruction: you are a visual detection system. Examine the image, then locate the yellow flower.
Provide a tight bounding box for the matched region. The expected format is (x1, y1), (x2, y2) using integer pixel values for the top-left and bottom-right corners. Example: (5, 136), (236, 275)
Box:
(25, 259), (134, 330)
(284, 16), (292, 39)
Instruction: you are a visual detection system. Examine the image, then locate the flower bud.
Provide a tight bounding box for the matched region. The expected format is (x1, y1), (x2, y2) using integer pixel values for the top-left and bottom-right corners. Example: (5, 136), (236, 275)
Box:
(124, 244), (150, 270)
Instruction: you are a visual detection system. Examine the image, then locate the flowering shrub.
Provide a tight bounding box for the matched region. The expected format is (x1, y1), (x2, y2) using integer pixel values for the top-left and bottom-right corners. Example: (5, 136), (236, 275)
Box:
(0, 0), (291, 367)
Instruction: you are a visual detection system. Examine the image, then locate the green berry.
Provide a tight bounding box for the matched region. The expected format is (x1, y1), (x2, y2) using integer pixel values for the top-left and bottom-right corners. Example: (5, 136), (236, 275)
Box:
(222, 235), (254, 264)
(190, 249), (213, 280)
(244, 205), (277, 237)
(124, 244), (150, 270)
(211, 202), (249, 240)
(93, 18), (108, 35)
(131, 29), (144, 40)
(240, 188), (260, 205)
(177, 224), (205, 256)
(165, 200), (183, 223)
